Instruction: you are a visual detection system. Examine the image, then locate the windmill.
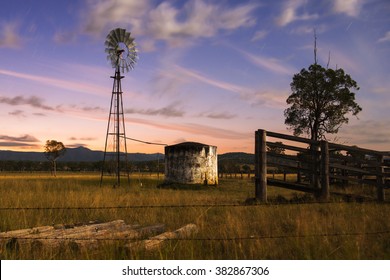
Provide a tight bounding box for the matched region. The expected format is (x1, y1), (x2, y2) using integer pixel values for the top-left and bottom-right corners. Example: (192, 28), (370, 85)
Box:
(100, 28), (138, 187)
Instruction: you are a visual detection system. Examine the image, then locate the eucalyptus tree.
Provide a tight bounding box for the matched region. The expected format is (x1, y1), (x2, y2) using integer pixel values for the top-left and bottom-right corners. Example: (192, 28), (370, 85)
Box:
(44, 140), (66, 176)
(284, 34), (361, 142)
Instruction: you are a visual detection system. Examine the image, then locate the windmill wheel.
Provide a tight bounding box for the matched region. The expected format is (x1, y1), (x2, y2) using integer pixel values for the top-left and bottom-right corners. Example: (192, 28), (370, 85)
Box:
(105, 28), (138, 72)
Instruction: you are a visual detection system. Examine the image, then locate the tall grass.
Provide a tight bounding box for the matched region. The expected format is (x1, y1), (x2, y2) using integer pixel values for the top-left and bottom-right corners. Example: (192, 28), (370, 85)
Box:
(0, 172), (389, 259)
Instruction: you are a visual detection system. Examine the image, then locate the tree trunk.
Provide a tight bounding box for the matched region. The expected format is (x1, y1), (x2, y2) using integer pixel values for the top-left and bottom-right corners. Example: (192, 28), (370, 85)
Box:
(53, 160), (57, 177)
(310, 127), (320, 195)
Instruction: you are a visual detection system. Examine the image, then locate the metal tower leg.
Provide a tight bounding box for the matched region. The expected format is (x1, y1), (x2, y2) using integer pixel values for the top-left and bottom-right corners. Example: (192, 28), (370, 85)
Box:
(100, 67), (130, 188)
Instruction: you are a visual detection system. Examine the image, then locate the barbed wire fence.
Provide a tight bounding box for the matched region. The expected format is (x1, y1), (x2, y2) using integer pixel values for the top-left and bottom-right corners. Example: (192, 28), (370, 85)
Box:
(2, 230), (390, 243)
(1, 202), (390, 243)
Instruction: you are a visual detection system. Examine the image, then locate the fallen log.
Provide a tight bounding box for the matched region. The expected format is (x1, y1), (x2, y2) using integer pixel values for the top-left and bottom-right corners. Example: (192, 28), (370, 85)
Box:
(0, 220), (165, 254)
(126, 224), (198, 251)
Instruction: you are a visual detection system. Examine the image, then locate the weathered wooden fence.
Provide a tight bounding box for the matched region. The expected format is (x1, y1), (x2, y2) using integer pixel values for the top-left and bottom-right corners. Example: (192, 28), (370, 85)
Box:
(255, 129), (389, 202)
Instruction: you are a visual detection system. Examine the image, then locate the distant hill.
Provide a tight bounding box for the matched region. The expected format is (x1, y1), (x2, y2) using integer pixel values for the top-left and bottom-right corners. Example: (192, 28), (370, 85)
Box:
(0, 147), (255, 164)
(218, 152), (254, 164)
(0, 146), (164, 162)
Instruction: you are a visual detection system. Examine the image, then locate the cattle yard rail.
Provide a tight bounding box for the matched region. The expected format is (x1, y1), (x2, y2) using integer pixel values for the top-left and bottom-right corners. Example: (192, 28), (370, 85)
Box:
(254, 129), (389, 202)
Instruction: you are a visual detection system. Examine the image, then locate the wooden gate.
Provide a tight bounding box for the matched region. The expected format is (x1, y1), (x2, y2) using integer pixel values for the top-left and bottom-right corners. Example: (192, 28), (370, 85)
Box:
(254, 129), (389, 202)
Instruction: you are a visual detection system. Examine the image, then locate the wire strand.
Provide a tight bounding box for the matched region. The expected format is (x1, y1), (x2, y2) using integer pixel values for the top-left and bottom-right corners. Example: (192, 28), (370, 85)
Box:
(1, 229), (389, 242)
(0, 200), (387, 211)
(122, 136), (167, 146)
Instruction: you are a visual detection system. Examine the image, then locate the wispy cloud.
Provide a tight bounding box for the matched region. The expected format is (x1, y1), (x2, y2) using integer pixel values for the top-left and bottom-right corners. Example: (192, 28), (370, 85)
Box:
(174, 64), (246, 94)
(339, 120), (390, 149)
(160, 64), (288, 108)
(198, 111), (237, 120)
(290, 24), (328, 35)
(0, 95), (54, 111)
(126, 117), (251, 141)
(82, 0), (149, 37)
(66, 143), (89, 148)
(8, 110), (26, 117)
(69, 137), (96, 141)
(249, 89), (288, 108)
(81, 0), (258, 49)
(276, 0), (318, 27)
(152, 68), (190, 97)
(0, 68), (107, 97)
(53, 30), (78, 44)
(80, 106), (105, 112)
(372, 85), (390, 95)
(332, 0), (364, 17)
(378, 31), (390, 43)
(0, 21), (23, 49)
(251, 30), (268, 41)
(0, 142), (40, 148)
(237, 49), (294, 75)
(33, 113), (46, 117)
(0, 134), (39, 142)
(125, 101), (185, 118)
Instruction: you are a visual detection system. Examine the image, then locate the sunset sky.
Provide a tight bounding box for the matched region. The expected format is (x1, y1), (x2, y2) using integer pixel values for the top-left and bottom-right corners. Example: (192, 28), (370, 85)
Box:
(0, 0), (389, 154)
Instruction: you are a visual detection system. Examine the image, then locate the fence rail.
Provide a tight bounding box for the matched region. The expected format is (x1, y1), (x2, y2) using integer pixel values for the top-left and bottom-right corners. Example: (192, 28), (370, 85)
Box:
(255, 129), (389, 202)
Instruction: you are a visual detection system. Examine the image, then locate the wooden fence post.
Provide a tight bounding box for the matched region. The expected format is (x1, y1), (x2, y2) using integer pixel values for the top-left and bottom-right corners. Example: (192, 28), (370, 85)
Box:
(376, 155), (385, 202)
(320, 140), (330, 202)
(297, 161), (301, 183)
(311, 143), (321, 196)
(255, 129), (267, 202)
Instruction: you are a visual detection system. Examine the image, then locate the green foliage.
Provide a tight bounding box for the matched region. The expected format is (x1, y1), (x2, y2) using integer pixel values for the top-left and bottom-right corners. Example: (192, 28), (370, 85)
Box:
(44, 140), (66, 162)
(267, 141), (285, 155)
(44, 140), (66, 176)
(284, 64), (362, 141)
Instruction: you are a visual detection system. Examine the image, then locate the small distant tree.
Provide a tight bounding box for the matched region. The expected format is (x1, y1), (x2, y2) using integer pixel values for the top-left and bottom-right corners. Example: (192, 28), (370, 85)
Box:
(242, 164), (251, 173)
(44, 140), (66, 176)
(267, 142), (285, 155)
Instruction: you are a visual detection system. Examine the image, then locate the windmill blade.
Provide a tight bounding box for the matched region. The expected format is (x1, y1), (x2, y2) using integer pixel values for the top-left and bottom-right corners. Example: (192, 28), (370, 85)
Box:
(107, 55), (114, 66)
(114, 28), (122, 43)
(119, 28), (126, 41)
(123, 31), (131, 43)
(124, 32), (133, 45)
(128, 58), (136, 67)
(108, 30), (118, 44)
(129, 51), (137, 63)
(105, 47), (116, 54)
(105, 39), (117, 49)
(105, 28), (138, 71)
(125, 40), (135, 51)
(130, 46), (137, 55)
(111, 28), (120, 44)
(105, 33), (112, 43)
(128, 45), (137, 56)
(106, 51), (116, 63)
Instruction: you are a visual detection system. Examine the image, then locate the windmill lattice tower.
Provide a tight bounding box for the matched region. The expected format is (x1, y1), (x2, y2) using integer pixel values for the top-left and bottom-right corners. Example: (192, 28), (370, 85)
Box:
(100, 28), (138, 188)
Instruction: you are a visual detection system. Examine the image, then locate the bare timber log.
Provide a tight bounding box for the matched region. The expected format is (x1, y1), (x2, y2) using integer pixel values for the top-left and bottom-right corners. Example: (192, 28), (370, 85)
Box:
(126, 224), (198, 252)
(144, 224), (197, 251)
(0, 220), (165, 254)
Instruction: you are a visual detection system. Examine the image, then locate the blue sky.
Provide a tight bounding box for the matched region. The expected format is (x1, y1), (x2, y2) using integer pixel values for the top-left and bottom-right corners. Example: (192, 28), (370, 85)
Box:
(0, 0), (389, 154)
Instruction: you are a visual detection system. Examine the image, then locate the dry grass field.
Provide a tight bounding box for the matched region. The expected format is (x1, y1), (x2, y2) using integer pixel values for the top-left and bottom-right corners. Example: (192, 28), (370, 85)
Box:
(0, 172), (389, 260)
